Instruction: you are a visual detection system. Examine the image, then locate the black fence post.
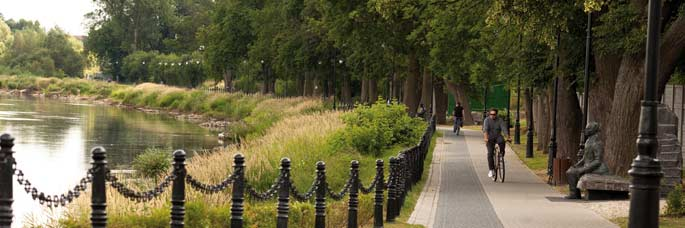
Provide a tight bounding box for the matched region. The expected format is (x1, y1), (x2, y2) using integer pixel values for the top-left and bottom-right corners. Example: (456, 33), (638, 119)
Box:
(90, 147), (107, 228)
(0, 134), (15, 227)
(385, 157), (397, 222)
(231, 154), (245, 228)
(396, 154), (407, 216)
(374, 159), (384, 228)
(315, 161), (327, 228)
(277, 158), (291, 228)
(348, 161), (360, 228)
(171, 150), (187, 228)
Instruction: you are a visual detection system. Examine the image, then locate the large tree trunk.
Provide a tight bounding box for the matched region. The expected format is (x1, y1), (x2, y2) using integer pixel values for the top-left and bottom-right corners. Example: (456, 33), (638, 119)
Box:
(421, 67), (432, 108)
(535, 88), (552, 154)
(369, 79), (378, 103)
(404, 52), (422, 116)
(304, 72), (314, 96)
(604, 55), (644, 175)
(589, 55), (620, 144)
(223, 69), (233, 92)
(525, 88), (534, 136)
(361, 78), (369, 104)
(556, 73), (583, 161)
(445, 80), (475, 125)
(342, 73), (352, 106)
(297, 73), (305, 96)
(392, 72), (402, 102)
(434, 79), (448, 124)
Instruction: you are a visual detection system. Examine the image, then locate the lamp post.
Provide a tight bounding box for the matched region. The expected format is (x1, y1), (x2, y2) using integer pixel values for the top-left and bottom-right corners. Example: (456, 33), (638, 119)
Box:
(515, 76), (521, 144)
(628, 0), (663, 227)
(547, 31), (560, 185)
(333, 59), (343, 110)
(515, 34), (522, 144)
(526, 87), (534, 158)
(577, 12), (593, 161)
(483, 85), (489, 120)
(260, 60), (266, 93)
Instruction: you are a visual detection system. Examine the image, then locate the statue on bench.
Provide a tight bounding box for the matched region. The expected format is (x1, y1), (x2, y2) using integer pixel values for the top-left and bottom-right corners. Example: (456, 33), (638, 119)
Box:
(565, 122), (609, 199)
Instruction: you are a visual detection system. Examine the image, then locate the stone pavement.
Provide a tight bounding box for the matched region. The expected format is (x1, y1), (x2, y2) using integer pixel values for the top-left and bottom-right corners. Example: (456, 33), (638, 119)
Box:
(409, 127), (618, 228)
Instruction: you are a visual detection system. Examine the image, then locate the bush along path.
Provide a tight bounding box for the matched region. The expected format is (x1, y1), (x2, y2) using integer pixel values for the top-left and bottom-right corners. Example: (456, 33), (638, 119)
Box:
(0, 75), (324, 140)
(0, 116), (436, 227)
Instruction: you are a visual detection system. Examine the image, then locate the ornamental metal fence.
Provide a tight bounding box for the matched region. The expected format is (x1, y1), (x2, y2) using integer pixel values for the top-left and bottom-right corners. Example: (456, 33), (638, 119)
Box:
(0, 116), (435, 228)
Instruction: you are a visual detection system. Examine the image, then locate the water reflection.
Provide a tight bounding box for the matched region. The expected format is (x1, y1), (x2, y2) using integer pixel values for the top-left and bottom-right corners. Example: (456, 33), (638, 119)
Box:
(0, 96), (218, 226)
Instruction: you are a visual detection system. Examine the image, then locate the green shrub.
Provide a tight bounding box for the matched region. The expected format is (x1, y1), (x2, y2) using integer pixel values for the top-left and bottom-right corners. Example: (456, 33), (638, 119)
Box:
(132, 148), (172, 178)
(666, 184), (685, 216)
(332, 100), (426, 156)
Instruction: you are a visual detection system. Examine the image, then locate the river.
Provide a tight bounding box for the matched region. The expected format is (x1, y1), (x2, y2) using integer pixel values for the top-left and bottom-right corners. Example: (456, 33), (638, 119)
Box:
(0, 96), (219, 226)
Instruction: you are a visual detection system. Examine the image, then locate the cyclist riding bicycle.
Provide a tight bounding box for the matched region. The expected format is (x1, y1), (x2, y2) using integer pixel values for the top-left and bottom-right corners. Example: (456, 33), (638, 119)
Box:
(483, 108), (511, 178)
(453, 102), (464, 135)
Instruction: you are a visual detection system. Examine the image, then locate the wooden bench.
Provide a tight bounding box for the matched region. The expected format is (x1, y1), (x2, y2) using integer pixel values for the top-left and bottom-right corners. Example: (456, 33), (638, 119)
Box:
(577, 174), (630, 200)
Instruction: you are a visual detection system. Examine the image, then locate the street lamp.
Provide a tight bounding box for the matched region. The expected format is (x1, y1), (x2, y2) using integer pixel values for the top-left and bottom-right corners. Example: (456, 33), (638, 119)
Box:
(260, 60), (267, 93)
(515, 76), (521, 144)
(577, 12), (593, 161)
(547, 31), (560, 185)
(333, 59), (343, 110)
(526, 87), (534, 158)
(628, 0), (663, 227)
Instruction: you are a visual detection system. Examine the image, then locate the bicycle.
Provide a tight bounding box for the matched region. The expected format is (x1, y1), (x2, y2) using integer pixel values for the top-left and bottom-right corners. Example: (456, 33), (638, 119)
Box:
(491, 140), (510, 183)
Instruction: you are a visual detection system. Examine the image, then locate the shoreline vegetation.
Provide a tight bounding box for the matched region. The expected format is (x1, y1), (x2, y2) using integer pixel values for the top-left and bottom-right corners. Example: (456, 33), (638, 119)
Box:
(0, 75), (436, 227)
(0, 75), (325, 140)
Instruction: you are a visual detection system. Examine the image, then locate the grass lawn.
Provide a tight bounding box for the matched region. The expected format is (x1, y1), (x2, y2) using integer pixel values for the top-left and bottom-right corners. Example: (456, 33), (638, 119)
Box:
(612, 216), (685, 228)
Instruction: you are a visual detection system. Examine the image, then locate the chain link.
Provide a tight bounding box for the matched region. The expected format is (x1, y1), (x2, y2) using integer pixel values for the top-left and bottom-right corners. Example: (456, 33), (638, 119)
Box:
(185, 174), (233, 194)
(245, 177), (281, 201)
(360, 176), (378, 194)
(289, 178), (317, 201)
(106, 169), (175, 202)
(13, 161), (93, 208)
(327, 177), (353, 201)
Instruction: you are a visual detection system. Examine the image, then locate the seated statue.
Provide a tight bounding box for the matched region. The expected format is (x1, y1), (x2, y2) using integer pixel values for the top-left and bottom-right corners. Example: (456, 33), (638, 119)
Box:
(565, 122), (609, 199)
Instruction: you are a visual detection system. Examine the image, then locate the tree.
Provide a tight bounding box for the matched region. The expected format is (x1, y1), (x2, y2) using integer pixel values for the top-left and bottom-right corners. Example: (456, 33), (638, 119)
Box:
(201, 0), (255, 91)
(45, 28), (86, 77)
(0, 20), (12, 58)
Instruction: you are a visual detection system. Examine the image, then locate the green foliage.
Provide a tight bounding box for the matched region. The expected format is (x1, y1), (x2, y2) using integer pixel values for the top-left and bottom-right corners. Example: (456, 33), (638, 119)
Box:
(132, 148), (171, 178)
(0, 21), (86, 77)
(332, 100), (426, 156)
(666, 185), (685, 217)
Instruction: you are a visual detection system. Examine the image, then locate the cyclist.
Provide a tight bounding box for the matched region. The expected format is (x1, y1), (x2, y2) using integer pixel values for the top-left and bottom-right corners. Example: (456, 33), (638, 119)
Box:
(483, 108), (511, 178)
(453, 102), (465, 135)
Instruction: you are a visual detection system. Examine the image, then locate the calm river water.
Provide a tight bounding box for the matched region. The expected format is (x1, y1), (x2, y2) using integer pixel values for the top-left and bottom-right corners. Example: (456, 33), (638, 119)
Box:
(0, 96), (219, 226)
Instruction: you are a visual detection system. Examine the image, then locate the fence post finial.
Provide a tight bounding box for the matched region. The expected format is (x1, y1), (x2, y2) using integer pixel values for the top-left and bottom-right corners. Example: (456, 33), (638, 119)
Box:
(315, 161), (326, 228)
(347, 160), (360, 228)
(231, 153), (245, 228)
(90, 147), (107, 227)
(277, 157), (291, 228)
(171, 150), (186, 228)
(0, 134), (15, 227)
(374, 159), (384, 228)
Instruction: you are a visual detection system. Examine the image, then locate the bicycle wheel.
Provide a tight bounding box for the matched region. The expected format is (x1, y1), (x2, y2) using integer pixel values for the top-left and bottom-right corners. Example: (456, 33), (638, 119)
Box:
(497, 148), (505, 183)
(492, 144), (499, 182)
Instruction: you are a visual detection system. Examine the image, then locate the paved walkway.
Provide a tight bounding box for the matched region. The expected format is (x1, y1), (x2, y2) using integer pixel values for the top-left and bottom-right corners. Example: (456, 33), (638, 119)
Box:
(409, 127), (618, 228)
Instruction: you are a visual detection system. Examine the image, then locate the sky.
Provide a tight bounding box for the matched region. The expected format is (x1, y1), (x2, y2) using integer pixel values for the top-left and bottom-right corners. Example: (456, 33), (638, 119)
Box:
(0, 0), (97, 36)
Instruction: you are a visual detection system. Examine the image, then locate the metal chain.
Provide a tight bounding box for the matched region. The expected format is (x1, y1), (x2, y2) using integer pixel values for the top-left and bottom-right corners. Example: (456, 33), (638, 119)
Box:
(327, 177), (353, 201)
(360, 175), (378, 194)
(106, 169), (175, 202)
(185, 174), (233, 194)
(245, 177), (281, 201)
(12, 161), (93, 208)
(289, 178), (318, 201)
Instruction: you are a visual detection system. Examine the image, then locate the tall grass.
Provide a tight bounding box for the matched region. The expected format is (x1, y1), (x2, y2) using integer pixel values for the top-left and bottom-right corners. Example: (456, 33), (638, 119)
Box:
(61, 112), (384, 227)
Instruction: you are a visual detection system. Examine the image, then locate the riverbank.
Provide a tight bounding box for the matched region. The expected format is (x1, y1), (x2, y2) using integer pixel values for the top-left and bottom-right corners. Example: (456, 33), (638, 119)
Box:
(0, 75), (324, 139)
(55, 101), (431, 227)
